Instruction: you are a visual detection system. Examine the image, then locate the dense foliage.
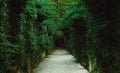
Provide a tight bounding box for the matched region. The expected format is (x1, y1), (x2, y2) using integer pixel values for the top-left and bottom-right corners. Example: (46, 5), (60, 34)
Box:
(0, 0), (55, 73)
(0, 0), (120, 73)
(63, 0), (120, 73)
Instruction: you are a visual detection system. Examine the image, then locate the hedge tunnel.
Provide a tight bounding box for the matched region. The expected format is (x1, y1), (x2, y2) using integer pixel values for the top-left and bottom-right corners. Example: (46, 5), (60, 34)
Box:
(0, 0), (120, 73)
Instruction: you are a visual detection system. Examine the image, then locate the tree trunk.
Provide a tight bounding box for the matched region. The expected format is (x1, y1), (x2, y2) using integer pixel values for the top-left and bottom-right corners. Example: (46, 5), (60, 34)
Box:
(27, 54), (31, 73)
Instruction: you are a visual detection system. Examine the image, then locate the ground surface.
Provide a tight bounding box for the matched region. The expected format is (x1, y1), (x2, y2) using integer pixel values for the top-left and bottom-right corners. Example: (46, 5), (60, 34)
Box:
(34, 49), (89, 73)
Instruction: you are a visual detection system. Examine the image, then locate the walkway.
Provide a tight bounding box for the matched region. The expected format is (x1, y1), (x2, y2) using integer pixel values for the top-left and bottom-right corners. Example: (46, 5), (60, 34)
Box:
(34, 49), (89, 73)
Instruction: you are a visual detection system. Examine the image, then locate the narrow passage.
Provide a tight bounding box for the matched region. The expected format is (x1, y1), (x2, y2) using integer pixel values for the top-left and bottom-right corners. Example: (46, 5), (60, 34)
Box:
(34, 49), (89, 73)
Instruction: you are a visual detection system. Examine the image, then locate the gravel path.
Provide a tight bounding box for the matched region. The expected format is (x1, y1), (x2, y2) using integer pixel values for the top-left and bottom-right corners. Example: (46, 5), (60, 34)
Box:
(34, 49), (89, 73)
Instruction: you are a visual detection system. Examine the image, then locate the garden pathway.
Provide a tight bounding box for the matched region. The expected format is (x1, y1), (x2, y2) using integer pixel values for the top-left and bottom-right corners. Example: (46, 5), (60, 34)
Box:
(34, 49), (89, 73)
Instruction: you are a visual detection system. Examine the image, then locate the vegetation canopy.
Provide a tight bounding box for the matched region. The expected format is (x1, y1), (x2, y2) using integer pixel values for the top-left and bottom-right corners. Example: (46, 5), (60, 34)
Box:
(0, 0), (120, 73)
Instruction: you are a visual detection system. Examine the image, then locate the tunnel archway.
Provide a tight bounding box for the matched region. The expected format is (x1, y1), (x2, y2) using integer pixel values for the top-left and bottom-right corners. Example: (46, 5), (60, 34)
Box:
(55, 37), (65, 48)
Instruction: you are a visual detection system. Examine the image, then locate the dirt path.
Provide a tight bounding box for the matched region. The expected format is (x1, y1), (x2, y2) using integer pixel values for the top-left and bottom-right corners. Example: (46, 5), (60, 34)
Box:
(34, 49), (89, 73)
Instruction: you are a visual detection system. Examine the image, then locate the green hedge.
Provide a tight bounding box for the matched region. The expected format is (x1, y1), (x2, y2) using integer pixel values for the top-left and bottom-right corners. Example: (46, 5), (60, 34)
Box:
(63, 0), (120, 73)
(0, 0), (55, 73)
